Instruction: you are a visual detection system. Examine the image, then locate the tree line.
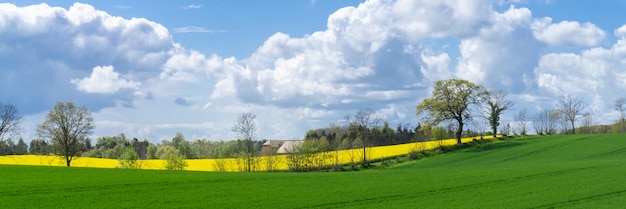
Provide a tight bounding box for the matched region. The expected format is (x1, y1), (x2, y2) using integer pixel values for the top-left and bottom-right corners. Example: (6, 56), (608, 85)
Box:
(1, 78), (626, 170)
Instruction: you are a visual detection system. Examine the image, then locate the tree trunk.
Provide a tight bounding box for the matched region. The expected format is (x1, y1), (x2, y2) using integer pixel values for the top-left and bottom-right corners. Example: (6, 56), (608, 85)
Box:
(362, 146), (366, 166)
(571, 121), (576, 134)
(456, 120), (463, 144)
(65, 155), (71, 167)
(492, 126), (497, 139)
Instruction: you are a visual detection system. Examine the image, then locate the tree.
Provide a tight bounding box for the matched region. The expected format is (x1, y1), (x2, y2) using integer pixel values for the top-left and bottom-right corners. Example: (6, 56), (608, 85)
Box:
(15, 138), (28, 155)
(580, 113), (594, 134)
(479, 90), (514, 138)
(164, 149), (188, 170)
(117, 147), (141, 169)
(430, 126), (448, 149)
(345, 108), (381, 166)
(29, 139), (51, 155)
(557, 95), (587, 134)
(37, 102), (94, 167)
(232, 112), (257, 172)
(417, 79), (486, 144)
(615, 97), (626, 132)
(513, 109), (527, 135)
(0, 103), (21, 142)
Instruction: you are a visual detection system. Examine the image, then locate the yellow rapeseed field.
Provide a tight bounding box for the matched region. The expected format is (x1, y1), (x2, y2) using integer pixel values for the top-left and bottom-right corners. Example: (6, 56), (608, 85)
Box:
(0, 136), (496, 172)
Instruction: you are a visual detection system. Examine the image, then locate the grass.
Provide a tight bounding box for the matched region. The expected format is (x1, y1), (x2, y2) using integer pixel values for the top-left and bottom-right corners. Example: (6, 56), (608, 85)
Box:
(2, 134), (626, 208)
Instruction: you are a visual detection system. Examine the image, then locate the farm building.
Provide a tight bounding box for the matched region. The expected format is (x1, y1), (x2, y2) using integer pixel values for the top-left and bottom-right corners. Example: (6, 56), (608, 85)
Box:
(260, 140), (303, 156)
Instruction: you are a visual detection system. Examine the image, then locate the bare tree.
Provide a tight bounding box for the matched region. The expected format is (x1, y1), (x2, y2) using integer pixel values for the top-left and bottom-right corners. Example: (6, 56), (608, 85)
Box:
(345, 108), (381, 166)
(532, 111), (544, 134)
(557, 95), (588, 134)
(37, 102), (94, 167)
(471, 118), (488, 139)
(580, 113), (595, 134)
(479, 89), (514, 138)
(232, 112), (257, 172)
(513, 109), (527, 135)
(0, 103), (21, 142)
(615, 97), (626, 132)
(546, 109), (559, 134)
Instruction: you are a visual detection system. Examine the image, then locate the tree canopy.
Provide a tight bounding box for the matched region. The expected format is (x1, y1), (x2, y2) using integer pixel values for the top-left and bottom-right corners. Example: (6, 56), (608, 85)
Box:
(416, 79), (486, 144)
(37, 101), (94, 167)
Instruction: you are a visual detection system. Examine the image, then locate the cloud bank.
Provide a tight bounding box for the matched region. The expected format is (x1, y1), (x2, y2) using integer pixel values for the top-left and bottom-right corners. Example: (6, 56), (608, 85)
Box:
(0, 1), (623, 142)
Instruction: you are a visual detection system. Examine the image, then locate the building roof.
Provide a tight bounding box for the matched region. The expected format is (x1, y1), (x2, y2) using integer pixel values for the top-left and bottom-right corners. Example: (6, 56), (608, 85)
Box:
(276, 140), (303, 154)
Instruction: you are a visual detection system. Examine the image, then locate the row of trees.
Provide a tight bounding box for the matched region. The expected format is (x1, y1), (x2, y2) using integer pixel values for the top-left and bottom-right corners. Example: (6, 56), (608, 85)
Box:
(415, 79), (600, 144)
(1, 78), (625, 170)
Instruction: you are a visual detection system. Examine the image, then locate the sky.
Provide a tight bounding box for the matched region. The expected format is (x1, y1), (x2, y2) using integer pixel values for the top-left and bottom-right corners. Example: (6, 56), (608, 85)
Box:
(2, 0), (626, 143)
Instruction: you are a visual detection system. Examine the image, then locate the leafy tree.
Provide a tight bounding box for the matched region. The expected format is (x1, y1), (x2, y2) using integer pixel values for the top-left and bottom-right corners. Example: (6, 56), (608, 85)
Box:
(431, 126), (448, 149)
(478, 89), (514, 138)
(37, 102), (94, 167)
(232, 112), (257, 172)
(117, 147), (141, 169)
(557, 95), (588, 134)
(0, 103), (21, 142)
(15, 138), (28, 154)
(0, 139), (11, 155)
(146, 143), (157, 159)
(29, 139), (52, 155)
(417, 79), (486, 144)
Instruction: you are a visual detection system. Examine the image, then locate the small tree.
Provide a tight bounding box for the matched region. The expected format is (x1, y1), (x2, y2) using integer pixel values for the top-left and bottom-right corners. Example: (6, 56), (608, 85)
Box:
(615, 97), (626, 132)
(37, 102), (94, 167)
(431, 126), (447, 150)
(117, 147), (141, 169)
(163, 148), (187, 170)
(513, 109), (527, 135)
(344, 108), (381, 166)
(232, 112), (258, 172)
(557, 95), (587, 134)
(479, 90), (514, 138)
(580, 113), (595, 134)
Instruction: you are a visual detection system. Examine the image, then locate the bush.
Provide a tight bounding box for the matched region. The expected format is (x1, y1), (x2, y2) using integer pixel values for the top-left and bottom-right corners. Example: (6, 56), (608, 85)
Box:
(164, 149), (188, 171)
(117, 147), (141, 169)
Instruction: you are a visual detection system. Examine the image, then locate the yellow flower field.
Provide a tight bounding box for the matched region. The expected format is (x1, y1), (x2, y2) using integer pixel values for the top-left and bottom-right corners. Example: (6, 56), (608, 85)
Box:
(0, 136), (496, 172)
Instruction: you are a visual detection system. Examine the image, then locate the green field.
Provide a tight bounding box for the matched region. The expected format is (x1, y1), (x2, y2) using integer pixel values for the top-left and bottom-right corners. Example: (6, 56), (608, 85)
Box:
(2, 134), (626, 208)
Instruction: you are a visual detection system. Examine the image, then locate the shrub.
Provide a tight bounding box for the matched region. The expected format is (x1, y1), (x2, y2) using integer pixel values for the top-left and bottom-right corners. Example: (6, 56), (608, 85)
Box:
(164, 149), (188, 171)
(117, 147), (141, 169)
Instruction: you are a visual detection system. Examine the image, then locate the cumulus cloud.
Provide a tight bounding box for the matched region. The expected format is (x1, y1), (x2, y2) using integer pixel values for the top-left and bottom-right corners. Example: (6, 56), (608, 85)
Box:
(533, 25), (626, 118)
(456, 5), (542, 91)
(532, 18), (606, 47)
(205, 0), (505, 110)
(6, 1), (626, 142)
(71, 66), (139, 94)
(0, 2), (174, 113)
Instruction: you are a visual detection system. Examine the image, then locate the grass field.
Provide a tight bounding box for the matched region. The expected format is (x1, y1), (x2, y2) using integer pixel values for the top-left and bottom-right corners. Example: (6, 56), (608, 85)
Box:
(2, 134), (626, 208)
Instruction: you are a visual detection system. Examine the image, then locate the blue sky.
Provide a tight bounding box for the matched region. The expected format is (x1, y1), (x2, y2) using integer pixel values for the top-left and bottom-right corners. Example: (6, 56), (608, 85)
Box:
(2, 0), (626, 143)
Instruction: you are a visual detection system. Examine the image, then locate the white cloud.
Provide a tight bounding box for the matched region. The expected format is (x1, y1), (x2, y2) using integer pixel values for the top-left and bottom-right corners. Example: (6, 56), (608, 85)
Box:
(172, 26), (213, 33)
(532, 18), (606, 47)
(182, 4), (203, 9)
(455, 5), (540, 91)
(7, 1), (626, 143)
(533, 27), (626, 120)
(0, 2), (174, 113)
(71, 66), (139, 94)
